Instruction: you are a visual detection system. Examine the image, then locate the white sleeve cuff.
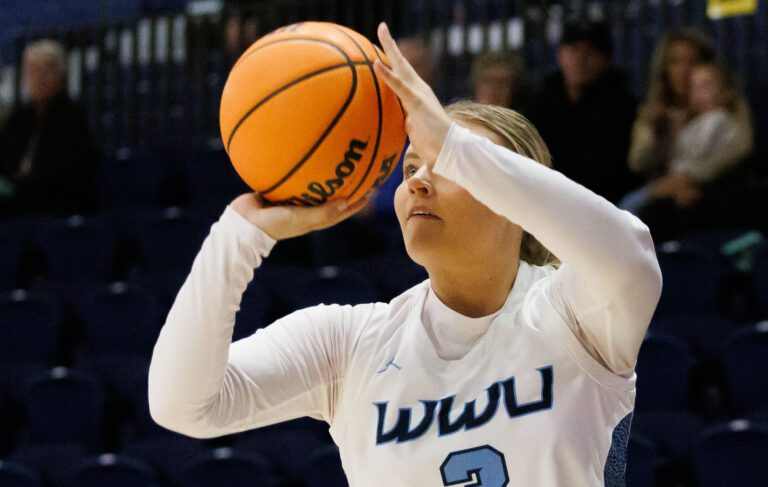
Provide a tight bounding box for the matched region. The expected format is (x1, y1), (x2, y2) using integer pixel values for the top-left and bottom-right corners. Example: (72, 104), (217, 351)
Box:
(220, 205), (277, 258)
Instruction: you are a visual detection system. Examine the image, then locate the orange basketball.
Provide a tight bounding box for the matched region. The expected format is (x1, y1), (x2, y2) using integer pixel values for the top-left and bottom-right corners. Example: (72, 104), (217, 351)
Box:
(219, 21), (407, 206)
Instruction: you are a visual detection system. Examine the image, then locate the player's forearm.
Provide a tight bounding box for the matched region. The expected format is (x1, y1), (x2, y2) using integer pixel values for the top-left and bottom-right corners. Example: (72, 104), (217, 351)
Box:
(433, 122), (662, 301)
(148, 206), (275, 437)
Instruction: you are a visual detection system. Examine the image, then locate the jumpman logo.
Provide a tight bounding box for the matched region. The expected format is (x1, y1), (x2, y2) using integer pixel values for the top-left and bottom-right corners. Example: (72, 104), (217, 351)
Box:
(377, 356), (402, 374)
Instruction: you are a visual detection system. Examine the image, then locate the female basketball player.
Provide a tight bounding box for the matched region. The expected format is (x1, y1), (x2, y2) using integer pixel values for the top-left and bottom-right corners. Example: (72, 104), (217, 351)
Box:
(149, 22), (662, 486)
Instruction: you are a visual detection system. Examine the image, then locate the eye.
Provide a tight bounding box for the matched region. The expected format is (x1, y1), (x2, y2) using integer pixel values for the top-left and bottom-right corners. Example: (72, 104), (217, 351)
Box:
(404, 164), (418, 178)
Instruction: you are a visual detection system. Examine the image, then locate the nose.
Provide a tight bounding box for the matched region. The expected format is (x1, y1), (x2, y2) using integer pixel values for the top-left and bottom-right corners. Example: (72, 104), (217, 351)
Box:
(406, 165), (434, 195)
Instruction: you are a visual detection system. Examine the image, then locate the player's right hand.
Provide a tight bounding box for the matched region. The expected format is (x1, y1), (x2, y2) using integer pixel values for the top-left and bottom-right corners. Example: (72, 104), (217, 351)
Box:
(229, 193), (369, 241)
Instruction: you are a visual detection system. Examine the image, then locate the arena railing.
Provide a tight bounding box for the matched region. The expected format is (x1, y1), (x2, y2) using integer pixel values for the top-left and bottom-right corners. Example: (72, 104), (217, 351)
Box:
(4, 0), (766, 157)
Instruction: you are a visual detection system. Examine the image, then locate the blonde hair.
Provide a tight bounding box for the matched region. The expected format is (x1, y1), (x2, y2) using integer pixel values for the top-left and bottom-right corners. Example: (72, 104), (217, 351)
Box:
(445, 100), (561, 269)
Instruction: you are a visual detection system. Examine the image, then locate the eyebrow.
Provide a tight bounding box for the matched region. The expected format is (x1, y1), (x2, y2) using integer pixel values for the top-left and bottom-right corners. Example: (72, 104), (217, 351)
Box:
(403, 153), (419, 163)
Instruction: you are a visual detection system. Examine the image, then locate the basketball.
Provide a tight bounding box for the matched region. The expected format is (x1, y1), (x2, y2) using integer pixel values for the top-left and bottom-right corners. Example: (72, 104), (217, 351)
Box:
(219, 21), (407, 206)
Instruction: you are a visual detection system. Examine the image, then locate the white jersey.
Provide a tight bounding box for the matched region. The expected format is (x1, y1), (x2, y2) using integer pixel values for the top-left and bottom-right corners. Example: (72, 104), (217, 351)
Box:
(149, 123), (662, 486)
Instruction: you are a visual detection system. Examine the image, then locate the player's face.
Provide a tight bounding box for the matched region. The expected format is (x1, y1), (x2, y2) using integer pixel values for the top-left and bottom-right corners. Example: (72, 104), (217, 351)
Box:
(394, 121), (522, 269)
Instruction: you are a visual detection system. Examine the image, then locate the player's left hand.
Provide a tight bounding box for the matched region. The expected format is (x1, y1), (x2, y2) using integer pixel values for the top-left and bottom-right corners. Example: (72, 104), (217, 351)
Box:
(373, 22), (452, 167)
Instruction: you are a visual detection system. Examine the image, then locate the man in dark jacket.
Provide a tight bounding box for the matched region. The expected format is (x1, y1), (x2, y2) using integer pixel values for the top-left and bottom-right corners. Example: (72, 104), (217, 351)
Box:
(0, 39), (97, 217)
(529, 21), (639, 204)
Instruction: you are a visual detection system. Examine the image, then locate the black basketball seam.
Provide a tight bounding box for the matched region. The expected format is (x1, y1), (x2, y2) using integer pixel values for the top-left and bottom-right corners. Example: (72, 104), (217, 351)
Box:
(259, 42), (359, 195)
(226, 37), (363, 152)
(233, 36), (348, 71)
(332, 27), (384, 199)
(226, 60), (368, 153)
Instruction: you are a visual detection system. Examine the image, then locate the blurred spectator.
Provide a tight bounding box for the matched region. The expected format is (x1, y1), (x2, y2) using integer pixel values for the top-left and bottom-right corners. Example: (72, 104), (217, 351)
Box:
(224, 11), (261, 65)
(628, 28), (719, 179)
(0, 39), (98, 218)
(620, 61), (754, 240)
(529, 20), (638, 204)
(397, 36), (438, 88)
(470, 50), (529, 113)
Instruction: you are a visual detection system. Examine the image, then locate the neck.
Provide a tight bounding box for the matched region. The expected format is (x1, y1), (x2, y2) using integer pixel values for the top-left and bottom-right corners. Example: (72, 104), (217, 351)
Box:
(427, 252), (520, 318)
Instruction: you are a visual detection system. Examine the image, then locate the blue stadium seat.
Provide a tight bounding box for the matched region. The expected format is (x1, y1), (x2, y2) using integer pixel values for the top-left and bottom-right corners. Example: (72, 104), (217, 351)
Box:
(81, 282), (163, 356)
(649, 314), (735, 357)
(24, 367), (106, 449)
(98, 151), (170, 214)
(0, 362), (48, 409)
(234, 419), (331, 484)
(754, 242), (768, 318)
(306, 218), (393, 266)
(138, 207), (210, 272)
(0, 290), (61, 364)
(183, 147), (250, 216)
(9, 442), (88, 487)
(0, 224), (23, 291)
(722, 322), (768, 416)
(632, 410), (705, 456)
(302, 444), (348, 487)
(122, 362), (179, 440)
(177, 447), (278, 487)
(625, 435), (660, 487)
(653, 241), (727, 318)
(76, 353), (149, 405)
(123, 435), (211, 484)
(353, 255), (428, 301)
(0, 390), (9, 450)
(36, 215), (116, 281)
(128, 268), (189, 305)
(0, 460), (41, 487)
(282, 266), (378, 310)
(635, 333), (693, 412)
(692, 420), (768, 487)
(73, 453), (158, 487)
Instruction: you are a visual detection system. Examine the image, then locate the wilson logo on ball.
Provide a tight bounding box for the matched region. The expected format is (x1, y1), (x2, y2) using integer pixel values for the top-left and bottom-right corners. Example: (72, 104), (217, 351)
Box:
(275, 138), (368, 206)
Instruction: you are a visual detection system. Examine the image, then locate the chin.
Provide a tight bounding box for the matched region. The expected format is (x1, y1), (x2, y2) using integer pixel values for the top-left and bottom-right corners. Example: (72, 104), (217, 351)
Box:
(402, 234), (441, 268)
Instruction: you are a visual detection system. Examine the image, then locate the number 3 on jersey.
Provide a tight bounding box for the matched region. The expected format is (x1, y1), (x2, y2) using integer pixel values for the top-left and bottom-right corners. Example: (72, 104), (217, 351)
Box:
(440, 445), (509, 486)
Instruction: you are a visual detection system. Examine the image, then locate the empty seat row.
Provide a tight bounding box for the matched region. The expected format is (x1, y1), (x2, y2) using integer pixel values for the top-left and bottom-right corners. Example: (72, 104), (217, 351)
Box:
(0, 258), (427, 364)
(627, 420), (768, 487)
(654, 237), (768, 323)
(1, 443), (343, 487)
(636, 325), (768, 417)
(0, 203), (412, 292)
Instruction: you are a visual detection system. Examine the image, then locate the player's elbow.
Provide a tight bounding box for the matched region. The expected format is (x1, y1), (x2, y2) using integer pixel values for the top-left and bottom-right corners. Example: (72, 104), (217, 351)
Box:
(147, 383), (221, 439)
(148, 400), (222, 440)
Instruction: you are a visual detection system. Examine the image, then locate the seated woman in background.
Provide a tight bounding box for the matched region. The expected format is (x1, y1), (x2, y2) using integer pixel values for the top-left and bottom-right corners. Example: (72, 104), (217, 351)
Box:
(628, 28), (718, 180)
(620, 61), (753, 239)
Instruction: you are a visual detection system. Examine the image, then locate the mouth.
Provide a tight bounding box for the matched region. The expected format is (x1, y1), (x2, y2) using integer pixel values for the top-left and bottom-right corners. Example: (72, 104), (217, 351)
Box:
(408, 207), (441, 220)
